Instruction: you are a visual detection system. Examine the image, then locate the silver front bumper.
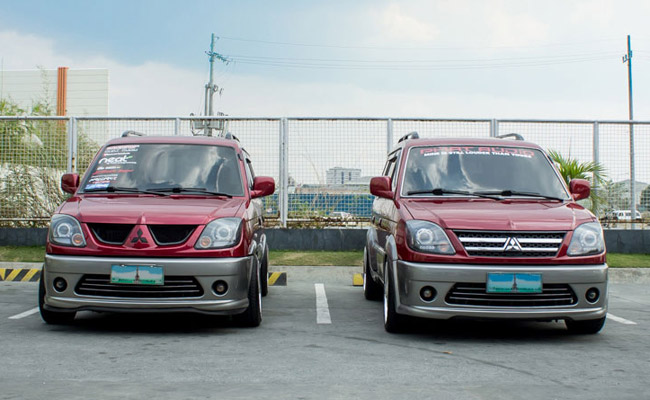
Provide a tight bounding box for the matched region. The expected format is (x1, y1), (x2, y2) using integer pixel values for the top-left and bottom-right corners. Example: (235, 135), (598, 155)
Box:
(395, 261), (608, 322)
(43, 254), (254, 315)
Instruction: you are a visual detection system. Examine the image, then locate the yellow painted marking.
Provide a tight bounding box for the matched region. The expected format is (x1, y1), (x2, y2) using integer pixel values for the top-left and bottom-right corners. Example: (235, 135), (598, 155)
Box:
(6, 269), (21, 281)
(268, 272), (281, 286)
(353, 273), (364, 287)
(22, 269), (39, 282)
(0, 268), (5, 280)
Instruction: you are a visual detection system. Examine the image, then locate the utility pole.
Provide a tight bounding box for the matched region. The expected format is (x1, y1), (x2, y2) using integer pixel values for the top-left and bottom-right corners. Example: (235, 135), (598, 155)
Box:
(622, 35), (636, 224)
(203, 33), (229, 135)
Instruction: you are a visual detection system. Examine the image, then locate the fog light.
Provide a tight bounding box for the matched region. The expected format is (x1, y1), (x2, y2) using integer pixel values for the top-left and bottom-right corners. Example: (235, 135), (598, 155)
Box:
(212, 280), (228, 296)
(419, 286), (437, 302)
(585, 288), (600, 303)
(53, 278), (67, 293)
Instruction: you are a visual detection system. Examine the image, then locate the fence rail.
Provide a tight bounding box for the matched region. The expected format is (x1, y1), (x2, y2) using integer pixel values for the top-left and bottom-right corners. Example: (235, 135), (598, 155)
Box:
(1, 116), (648, 228)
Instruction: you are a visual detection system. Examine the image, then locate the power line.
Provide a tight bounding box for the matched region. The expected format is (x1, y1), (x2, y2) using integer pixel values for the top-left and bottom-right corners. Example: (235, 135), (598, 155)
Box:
(217, 34), (621, 51)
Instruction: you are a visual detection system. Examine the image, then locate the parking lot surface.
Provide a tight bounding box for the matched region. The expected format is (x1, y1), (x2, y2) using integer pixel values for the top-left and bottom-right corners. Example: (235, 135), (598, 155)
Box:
(1, 266), (648, 400)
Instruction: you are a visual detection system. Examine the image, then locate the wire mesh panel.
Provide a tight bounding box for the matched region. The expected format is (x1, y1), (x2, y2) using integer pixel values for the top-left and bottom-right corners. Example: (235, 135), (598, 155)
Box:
(286, 119), (387, 223)
(0, 117), (69, 226)
(392, 119), (491, 146)
(635, 124), (650, 218)
(497, 121), (594, 162)
(598, 123), (632, 220)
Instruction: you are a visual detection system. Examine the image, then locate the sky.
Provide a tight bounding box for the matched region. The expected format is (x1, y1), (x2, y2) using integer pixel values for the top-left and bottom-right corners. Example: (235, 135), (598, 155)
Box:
(1, 0), (650, 120)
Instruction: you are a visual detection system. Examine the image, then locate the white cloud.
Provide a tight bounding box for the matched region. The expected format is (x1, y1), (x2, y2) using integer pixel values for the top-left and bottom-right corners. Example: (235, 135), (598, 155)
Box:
(378, 3), (439, 43)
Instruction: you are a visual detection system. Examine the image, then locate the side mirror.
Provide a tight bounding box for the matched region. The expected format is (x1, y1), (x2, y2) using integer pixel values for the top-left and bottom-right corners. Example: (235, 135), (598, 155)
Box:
(569, 179), (590, 201)
(251, 176), (275, 198)
(61, 173), (80, 194)
(370, 176), (394, 199)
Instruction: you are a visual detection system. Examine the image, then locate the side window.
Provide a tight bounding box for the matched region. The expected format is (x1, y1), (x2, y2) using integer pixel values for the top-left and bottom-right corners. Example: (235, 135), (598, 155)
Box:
(386, 150), (401, 191)
(244, 158), (255, 189)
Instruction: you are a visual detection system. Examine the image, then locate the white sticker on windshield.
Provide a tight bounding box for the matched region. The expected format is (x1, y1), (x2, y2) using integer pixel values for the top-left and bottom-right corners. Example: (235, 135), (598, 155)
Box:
(419, 146), (535, 158)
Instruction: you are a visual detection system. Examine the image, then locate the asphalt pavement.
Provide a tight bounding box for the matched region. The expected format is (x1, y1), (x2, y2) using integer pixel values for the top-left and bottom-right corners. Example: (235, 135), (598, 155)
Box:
(1, 266), (648, 400)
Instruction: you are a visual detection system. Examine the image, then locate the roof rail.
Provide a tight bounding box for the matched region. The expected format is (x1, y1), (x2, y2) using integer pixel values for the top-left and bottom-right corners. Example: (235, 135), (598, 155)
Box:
(497, 133), (525, 141)
(220, 132), (240, 142)
(398, 131), (419, 143)
(121, 130), (145, 137)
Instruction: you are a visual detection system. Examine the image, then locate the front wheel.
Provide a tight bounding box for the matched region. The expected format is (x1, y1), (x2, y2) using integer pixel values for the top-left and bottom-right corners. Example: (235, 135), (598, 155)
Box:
(234, 261), (262, 327)
(260, 244), (269, 297)
(565, 316), (606, 334)
(363, 247), (382, 301)
(383, 263), (408, 333)
(39, 277), (76, 325)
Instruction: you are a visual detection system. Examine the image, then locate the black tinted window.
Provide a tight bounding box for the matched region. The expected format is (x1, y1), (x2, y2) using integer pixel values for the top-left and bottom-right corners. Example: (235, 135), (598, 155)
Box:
(82, 143), (244, 196)
(402, 146), (568, 198)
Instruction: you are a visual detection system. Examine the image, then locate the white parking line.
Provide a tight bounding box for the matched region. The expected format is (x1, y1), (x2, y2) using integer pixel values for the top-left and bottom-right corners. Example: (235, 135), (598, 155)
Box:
(8, 307), (39, 320)
(315, 283), (331, 324)
(607, 313), (637, 325)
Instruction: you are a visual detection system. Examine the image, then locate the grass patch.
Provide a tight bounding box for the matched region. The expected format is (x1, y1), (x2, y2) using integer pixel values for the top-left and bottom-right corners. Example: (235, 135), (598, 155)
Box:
(0, 246), (648, 268)
(606, 253), (650, 268)
(0, 246), (46, 262)
(269, 250), (363, 266)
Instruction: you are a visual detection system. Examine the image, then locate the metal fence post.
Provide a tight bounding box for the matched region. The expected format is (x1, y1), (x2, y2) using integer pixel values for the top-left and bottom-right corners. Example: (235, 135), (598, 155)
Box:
(174, 118), (181, 135)
(593, 122), (600, 214)
(279, 118), (289, 227)
(630, 121), (637, 227)
(66, 117), (78, 173)
(490, 119), (498, 137)
(387, 118), (393, 154)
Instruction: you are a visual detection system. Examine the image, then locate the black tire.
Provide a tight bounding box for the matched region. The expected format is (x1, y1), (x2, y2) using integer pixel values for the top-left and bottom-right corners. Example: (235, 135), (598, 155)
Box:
(260, 244), (269, 297)
(234, 261), (262, 327)
(565, 316), (606, 334)
(39, 277), (76, 325)
(363, 247), (382, 301)
(383, 263), (408, 333)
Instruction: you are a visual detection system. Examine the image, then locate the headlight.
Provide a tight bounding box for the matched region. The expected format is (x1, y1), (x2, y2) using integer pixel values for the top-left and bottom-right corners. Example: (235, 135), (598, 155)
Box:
(567, 222), (605, 256)
(49, 214), (86, 247)
(406, 220), (455, 255)
(195, 218), (242, 249)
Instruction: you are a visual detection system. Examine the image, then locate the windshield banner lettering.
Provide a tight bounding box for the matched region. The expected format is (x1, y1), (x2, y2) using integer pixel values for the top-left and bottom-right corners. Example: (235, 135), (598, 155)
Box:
(420, 146), (535, 158)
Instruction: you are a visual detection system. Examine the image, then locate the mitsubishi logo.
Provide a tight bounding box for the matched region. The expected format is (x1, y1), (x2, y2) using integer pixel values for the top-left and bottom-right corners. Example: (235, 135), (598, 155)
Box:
(504, 237), (523, 252)
(131, 229), (148, 244)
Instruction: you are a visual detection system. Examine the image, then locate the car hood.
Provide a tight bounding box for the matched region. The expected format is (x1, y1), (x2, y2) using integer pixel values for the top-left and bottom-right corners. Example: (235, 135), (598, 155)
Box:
(401, 199), (595, 231)
(58, 195), (246, 225)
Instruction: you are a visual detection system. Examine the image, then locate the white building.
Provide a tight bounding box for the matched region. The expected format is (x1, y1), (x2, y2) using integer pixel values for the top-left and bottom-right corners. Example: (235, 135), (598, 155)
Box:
(0, 67), (109, 116)
(326, 167), (361, 185)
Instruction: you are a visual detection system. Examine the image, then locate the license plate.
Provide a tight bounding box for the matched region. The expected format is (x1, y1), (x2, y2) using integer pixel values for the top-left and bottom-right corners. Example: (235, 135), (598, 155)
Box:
(110, 265), (164, 285)
(487, 273), (542, 293)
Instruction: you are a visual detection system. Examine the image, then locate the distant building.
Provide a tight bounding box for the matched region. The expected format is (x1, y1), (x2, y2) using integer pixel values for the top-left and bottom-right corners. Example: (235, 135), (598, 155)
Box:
(0, 67), (109, 116)
(326, 167), (361, 185)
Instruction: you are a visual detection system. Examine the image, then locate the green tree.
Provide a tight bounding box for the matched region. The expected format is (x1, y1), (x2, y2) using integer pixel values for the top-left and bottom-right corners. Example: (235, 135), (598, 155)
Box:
(547, 150), (607, 215)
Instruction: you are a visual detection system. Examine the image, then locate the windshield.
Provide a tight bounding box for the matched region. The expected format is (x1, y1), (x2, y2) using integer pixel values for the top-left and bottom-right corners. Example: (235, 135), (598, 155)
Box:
(401, 145), (569, 199)
(81, 143), (244, 196)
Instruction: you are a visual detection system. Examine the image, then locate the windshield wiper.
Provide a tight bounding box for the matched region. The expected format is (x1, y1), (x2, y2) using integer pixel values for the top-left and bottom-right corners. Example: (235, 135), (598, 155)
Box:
(83, 186), (169, 196)
(147, 187), (233, 198)
(475, 190), (564, 201)
(407, 188), (500, 200)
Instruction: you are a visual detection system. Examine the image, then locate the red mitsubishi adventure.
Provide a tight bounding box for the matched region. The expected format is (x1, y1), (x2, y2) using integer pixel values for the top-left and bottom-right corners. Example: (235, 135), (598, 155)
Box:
(364, 133), (607, 334)
(40, 132), (275, 327)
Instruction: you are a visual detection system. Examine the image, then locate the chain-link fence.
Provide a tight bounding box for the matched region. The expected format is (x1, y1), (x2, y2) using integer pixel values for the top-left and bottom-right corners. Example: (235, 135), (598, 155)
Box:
(1, 116), (648, 228)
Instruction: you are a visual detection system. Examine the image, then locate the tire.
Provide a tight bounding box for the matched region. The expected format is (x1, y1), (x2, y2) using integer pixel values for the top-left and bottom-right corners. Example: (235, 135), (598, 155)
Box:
(234, 261), (262, 327)
(383, 263), (407, 333)
(260, 244), (269, 297)
(565, 316), (606, 334)
(38, 276), (76, 325)
(363, 247), (382, 301)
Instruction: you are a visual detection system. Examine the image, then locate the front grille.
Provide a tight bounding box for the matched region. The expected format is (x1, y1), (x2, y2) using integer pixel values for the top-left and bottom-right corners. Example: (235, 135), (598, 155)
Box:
(148, 225), (196, 245)
(446, 283), (577, 307)
(89, 224), (134, 245)
(455, 231), (566, 257)
(75, 275), (204, 298)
